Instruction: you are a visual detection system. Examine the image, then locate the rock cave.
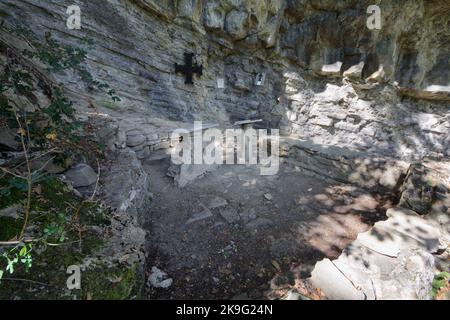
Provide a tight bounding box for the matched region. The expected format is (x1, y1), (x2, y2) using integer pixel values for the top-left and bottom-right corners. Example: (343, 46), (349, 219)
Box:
(0, 0), (449, 301)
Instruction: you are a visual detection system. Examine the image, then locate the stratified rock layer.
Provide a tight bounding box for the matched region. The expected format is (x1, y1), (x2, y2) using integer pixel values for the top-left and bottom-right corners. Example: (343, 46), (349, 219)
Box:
(0, 0), (448, 164)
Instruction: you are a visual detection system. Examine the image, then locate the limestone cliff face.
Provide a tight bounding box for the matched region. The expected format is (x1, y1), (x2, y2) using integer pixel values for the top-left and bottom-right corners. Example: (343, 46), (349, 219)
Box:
(0, 0), (449, 161)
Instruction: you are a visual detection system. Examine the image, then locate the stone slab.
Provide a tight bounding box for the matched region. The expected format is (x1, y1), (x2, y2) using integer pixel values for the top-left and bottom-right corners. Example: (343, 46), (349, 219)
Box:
(311, 258), (366, 300)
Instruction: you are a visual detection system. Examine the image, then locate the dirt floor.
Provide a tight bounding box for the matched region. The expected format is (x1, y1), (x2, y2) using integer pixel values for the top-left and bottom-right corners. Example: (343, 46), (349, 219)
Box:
(143, 158), (393, 299)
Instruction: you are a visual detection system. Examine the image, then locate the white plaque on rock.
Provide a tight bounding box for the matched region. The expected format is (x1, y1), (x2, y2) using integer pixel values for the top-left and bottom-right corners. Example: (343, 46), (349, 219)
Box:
(217, 78), (225, 89)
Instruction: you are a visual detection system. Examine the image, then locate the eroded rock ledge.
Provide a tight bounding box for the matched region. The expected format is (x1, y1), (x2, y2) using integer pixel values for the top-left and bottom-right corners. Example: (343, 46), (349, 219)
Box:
(310, 162), (450, 300)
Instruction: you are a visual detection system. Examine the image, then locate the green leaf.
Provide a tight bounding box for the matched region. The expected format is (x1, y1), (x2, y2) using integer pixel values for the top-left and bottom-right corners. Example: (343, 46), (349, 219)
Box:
(19, 246), (27, 256)
(6, 260), (15, 274)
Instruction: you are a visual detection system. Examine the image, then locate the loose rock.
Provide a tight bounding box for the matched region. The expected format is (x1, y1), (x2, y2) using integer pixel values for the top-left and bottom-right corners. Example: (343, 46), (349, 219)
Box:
(65, 164), (98, 188)
(148, 266), (173, 289)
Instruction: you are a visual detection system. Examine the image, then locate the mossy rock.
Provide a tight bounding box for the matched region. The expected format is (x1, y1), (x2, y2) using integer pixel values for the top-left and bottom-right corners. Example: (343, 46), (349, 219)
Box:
(81, 263), (144, 300)
(0, 175), (136, 300)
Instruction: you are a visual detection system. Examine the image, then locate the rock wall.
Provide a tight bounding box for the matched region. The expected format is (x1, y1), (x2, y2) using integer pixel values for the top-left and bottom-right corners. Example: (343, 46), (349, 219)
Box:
(0, 0), (449, 162)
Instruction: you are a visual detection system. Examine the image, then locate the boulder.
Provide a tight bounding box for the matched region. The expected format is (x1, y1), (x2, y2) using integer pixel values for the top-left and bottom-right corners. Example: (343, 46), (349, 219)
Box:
(65, 164), (98, 188)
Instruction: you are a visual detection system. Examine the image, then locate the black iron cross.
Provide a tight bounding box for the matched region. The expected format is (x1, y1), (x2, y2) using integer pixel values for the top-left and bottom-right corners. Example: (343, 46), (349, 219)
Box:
(175, 53), (203, 84)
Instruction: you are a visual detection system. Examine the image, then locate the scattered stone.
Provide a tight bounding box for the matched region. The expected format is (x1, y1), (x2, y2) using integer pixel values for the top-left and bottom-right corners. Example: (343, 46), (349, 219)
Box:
(219, 207), (240, 224)
(366, 65), (386, 83)
(148, 266), (173, 289)
(264, 193), (273, 201)
(186, 207), (213, 225)
(246, 218), (273, 230)
(207, 196), (228, 209)
(135, 146), (151, 160)
(65, 164), (97, 188)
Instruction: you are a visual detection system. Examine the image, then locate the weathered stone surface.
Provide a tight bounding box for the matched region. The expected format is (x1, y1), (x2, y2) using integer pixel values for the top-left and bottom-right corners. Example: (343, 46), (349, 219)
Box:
(311, 258), (366, 300)
(1, 0), (448, 161)
(284, 138), (409, 192)
(356, 208), (441, 257)
(381, 249), (435, 300)
(1, 0), (449, 300)
(169, 163), (220, 188)
(310, 163), (449, 300)
(65, 164), (98, 188)
(203, 1), (225, 30)
(219, 207), (240, 224)
(0, 128), (19, 151)
(225, 10), (248, 40)
(400, 163), (443, 214)
(206, 196), (228, 209)
(312, 222), (439, 299)
(186, 207), (213, 225)
(101, 150), (151, 218)
(148, 266), (173, 289)
(343, 62), (364, 79)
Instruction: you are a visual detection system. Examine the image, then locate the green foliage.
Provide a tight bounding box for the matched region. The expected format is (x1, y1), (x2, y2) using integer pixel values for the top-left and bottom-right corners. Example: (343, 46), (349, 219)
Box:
(0, 21), (119, 284)
(0, 176), (110, 285)
(0, 243), (33, 282)
(82, 264), (142, 300)
(0, 217), (22, 242)
(432, 271), (450, 298)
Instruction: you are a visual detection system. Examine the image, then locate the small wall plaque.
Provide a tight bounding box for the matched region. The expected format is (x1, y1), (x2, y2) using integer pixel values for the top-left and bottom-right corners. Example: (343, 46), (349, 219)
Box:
(217, 78), (225, 89)
(255, 73), (266, 86)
